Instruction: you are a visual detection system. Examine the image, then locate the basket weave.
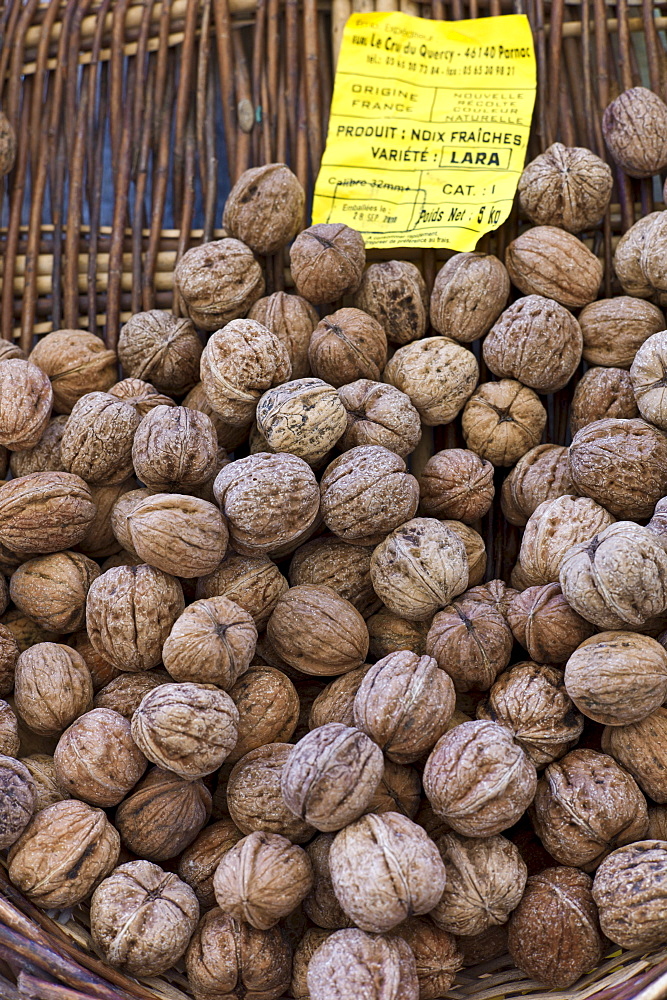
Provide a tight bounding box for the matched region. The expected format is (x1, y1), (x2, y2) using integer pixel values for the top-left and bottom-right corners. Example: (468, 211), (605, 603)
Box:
(3, 2), (667, 999)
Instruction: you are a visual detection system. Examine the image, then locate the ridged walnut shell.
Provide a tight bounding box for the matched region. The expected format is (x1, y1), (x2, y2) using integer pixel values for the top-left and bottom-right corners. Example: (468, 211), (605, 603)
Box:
(0, 756), (34, 850)
(248, 291), (318, 379)
(124, 493), (228, 578)
(518, 143), (613, 232)
(9, 415), (67, 479)
(382, 336), (478, 426)
(580, 296), (665, 367)
(60, 391), (140, 486)
(0, 472), (96, 555)
(119, 310), (202, 394)
(430, 253), (509, 343)
(196, 552), (288, 629)
(289, 224), (365, 304)
(256, 378), (347, 465)
(602, 707), (667, 802)
(54, 708), (147, 807)
(227, 665), (299, 763)
(353, 260), (429, 345)
(308, 665), (371, 730)
(267, 585), (368, 676)
(226, 743), (315, 843)
(613, 213), (662, 298)
(303, 833), (352, 929)
(462, 379), (546, 467)
(0, 360), (53, 451)
(419, 448), (494, 524)
(19, 754), (65, 813)
(336, 378), (421, 458)
(9, 550), (100, 633)
(630, 329), (667, 430)
(389, 918), (462, 1000)
(29, 330), (117, 414)
(309, 308), (388, 388)
(571, 367), (638, 434)
(0, 700), (19, 757)
(593, 841), (667, 948)
(14, 643), (93, 737)
(367, 607), (429, 661)
(426, 598), (513, 692)
(223, 163), (304, 255)
(505, 227), (603, 309)
(289, 536), (380, 618)
(174, 239), (265, 331)
(177, 819), (244, 908)
(93, 670), (170, 718)
(115, 766), (211, 860)
(132, 405), (217, 490)
(307, 929), (418, 1000)
(507, 583), (595, 662)
(108, 378), (176, 416)
(501, 444), (575, 528)
(518, 494), (615, 588)
(162, 596), (257, 689)
(602, 87), (667, 177)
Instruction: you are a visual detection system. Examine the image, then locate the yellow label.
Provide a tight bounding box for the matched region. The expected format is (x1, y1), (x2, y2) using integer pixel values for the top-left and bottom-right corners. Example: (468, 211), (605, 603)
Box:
(312, 12), (536, 250)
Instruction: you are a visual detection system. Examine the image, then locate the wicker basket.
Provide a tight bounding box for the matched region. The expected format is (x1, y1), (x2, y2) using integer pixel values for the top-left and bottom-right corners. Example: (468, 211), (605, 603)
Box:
(3, 2), (667, 999)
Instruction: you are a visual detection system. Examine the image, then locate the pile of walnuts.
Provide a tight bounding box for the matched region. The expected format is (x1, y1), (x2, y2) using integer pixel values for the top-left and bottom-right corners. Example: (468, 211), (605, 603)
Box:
(4, 96), (667, 1000)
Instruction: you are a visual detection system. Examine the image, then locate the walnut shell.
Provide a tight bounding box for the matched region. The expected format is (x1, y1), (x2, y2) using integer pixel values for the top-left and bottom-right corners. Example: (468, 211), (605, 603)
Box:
(0, 111), (16, 176)
(418, 448), (494, 524)
(248, 292), (318, 379)
(329, 811), (446, 932)
(389, 918), (462, 1000)
(507, 583), (595, 662)
(369, 761), (422, 821)
(309, 308), (388, 388)
(426, 598), (514, 692)
(308, 665), (372, 730)
(580, 297), (665, 368)
(228, 665), (299, 764)
(0, 700), (19, 756)
(593, 841), (667, 948)
(256, 378), (347, 466)
(430, 253), (509, 343)
(640, 211), (667, 292)
(518, 143), (613, 232)
(508, 867), (604, 988)
(571, 366), (638, 435)
(9, 415), (67, 479)
(501, 445), (576, 528)
(184, 382), (251, 452)
(124, 493), (228, 578)
(69, 629), (122, 692)
(505, 227), (603, 309)
(431, 832), (527, 936)
(353, 260), (428, 345)
(370, 517), (469, 622)
(291, 928), (335, 998)
(93, 670), (170, 718)
(462, 379), (547, 467)
(382, 336), (478, 426)
(303, 833), (352, 929)
(60, 392), (140, 486)
(307, 928), (418, 1000)
(19, 754), (65, 813)
(0, 360), (53, 451)
(290, 224), (365, 304)
(14, 643), (93, 737)
(119, 310), (202, 393)
(10, 551), (100, 633)
(456, 926), (509, 968)
(602, 707), (667, 802)
(226, 743), (315, 843)
(336, 379), (421, 459)
(177, 819), (244, 908)
(603, 87), (667, 177)
(132, 405), (217, 491)
(174, 239), (264, 330)
(115, 766), (211, 860)
(442, 520), (486, 588)
(0, 756), (34, 849)
(108, 378), (176, 416)
(0, 609), (60, 654)
(565, 630), (667, 725)
(423, 720), (537, 837)
(8, 798), (120, 907)
(0, 472), (95, 555)
(54, 709), (146, 807)
(29, 330), (117, 414)
(162, 596), (257, 689)
(289, 536), (380, 618)
(367, 607), (428, 661)
(196, 553), (287, 631)
(613, 213), (662, 298)
(630, 329), (667, 430)
(223, 163), (304, 255)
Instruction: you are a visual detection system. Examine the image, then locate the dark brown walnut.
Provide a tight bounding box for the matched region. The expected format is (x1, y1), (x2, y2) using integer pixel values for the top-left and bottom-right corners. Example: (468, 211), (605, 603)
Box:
(478, 662), (584, 767)
(8, 798), (119, 907)
(442, 520), (486, 588)
(484, 295), (583, 394)
(291, 928), (335, 999)
(54, 708), (146, 807)
(581, 299), (666, 371)
(184, 382), (252, 452)
(370, 517), (469, 621)
(367, 608), (429, 661)
(60, 392), (140, 486)
(501, 445), (576, 528)
(248, 292), (318, 380)
(108, 378), (175, 416)
(329, 811), (446, 932)
(631, 329), (667, 431)
(426, 598), (513, 692)
(213, 830), (312, 929)
(94, 670), (170, 718)
(115, 766), (211, 860)
(564, 631), (667, 725)
(593, 841), (667, 948)
(256, 378), (347, 466)
(0, 360), (53, 451)
(647, 805), (667, 839)
(383, 336), (479, 426)
(530, 748), (648, 870)
(456, 926), (508, 968)
(309, 308), (388, 388)
(29, 330), (117, 414)
(223, 163), (304, 255)
(353, 652), (454, 764)
(508, 867), (604, 988)
(267, 585), (368, 676)
(462, 379), (547, 467)
(320, 445), (419, 546)
(289, 536), (380, 618)
(507, 583), (595, 663)
(0, 756), (34, 849)
(178, 819), (244, 908)
(571, 367), (638, 435)
(14, 643), (93, 737)
(518, 142), (613, 232)
(430, 253), (510, 343)
(281, 723), (383, 831)
(0, 574), (7, 618)
(307, 928), (419, 1000)
(303, 833), (352, 928)
(389, 919), (462, 1000)
(0, 110), (16, 175)
(308, 665), (371, 730)
(131, 682), (238, 779)
(9, 415), (67, 479)
(91, 860), (199, 976)
(336, 379), (421, 459)
(0, 700), (19, 756)
(226, 743), (315, 843)
(162, 596), (256, 689)
(68, 632), (119, 691)
(119, 310), (203, 393)
(419, 448), (494, 524)
(367, 760), (421, 818)
(602, 707), (667, 802)
(431, 832), (527, 936)
(505, 227), (603, 309)
(174, 239), (265, 330)
(0, 610), (59, 654)
(423, 720), (538, 837)
(19, 755), (65, 813)
(186, 909), (292, 1000)
(132, 405), (217, 491)
(602, 86), (667, 177)
(353, 260), (429, 345)
(613, 214), (663, 298)
(123, 493), (228, 578)
(214, 452), (320, 556)
(290, 223), (365, 304)
(231, 666), (300, 760)
(10, 551), (100, 633)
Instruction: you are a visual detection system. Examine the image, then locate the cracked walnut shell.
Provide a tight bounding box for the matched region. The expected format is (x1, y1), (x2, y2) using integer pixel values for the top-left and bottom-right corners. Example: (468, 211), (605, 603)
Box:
(267, 585), (368, 676)
(223, 163), (304, 255)
(603, 87), (667, 177)
(115, 766), (211, 861)
(593, 841), (667, 949)
(307, 928), (419, 1000)
(430, 253), (509, 343)
(0, 360), (53, 451)
(505, 227), (602, 309)
(382, 335), (478, 426)
(336, 379), (421, 459)
(174, 239), (265, 331)
(309, 308), (388, 388)
(353, 260), (429, 345)
(54, 708), (146, 807)
(518, 143), (613, 232)
(119, 311), (202, 394)
(162, 596), (257, 689)
(462, 379), (546, 467)
(290, 223), (365, 304)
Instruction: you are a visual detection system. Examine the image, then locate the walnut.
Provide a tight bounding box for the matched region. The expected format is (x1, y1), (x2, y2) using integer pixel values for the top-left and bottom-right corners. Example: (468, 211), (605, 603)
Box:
(9, 416), (66, 479)
(308, 665), (371, 730)
(613, 213), (662, 298)
(196, 555), (287, 632)
(505, 227), (603, 308)
(29, 330), (117, 414)
(456, 926), (508, 967)
(508, 867), (604, 987)
(640, 211), (667, 292)
(329, 812), (445, 932)
(530, 748), (648, 869)
(226, 743), (315, 843)
(483, 295), (583, 393)
(352, 260), (428, 346)
(187, 909), (291, 1000)
(389, 919), (461, 1000)
(131, 682), (238, 778)
(289, 537), (380, 618)
(178, 819), (244, 908)
(91, 860), (199, 976)
(174, 239), (264, 330)
(115, 766), (211, 860)
(603, 87), (667, 177)
(291, 928), (335, 998)
(60, 392), (139, 486)
(54, 708), (146, 807)
(223, 163), (304, 254)
(122, 493), (228, 578)
(14, 643), (93, 737)
(418, 448), (494, 523)
(507, 583), (595, 662)
(462, 379), (546, 467)
(443, 520), (486, 587)
(0, 472), (94, 555)
(426, 598), (514, 692)
(630, 329), (667, 430)
(10, 550), (100, 633)
(423, 720), (537, 837)
(131, 405), (217, 491)
(19, 754), (65, 812)
(430, 832), (527, 936)
(370, 517), (468, 622)
(648, 805), (667, 838)
(119, 310), (202, 392)
(336, 379), (421, 459)
(352, 652), (453, 764)
(367, 759), (421, 818)
(69, 629), (120, 691)
(108, 378), (176, 416)
(0, 110), (16, 175)
(256, 378), (347, 466)
(162, 597), (256, 689)
(0, 756), (34, 849)
(571, 367), (638, 435)
(0, 360), (53, 451)
(248, 292), (318, 379)
(593, 841), (667, 948)
(430, 253), (509, 342)
(309, 308), (387, 388)
(307, 928), (418, 1000)
(303, 834), (352, 928)
(501, 446), (575, 528)
(184, 382), (251, 451)
(518, 494), (616, 588)
(214, 453), (319, 556)
(8, 798), (119, 907)
(87, 564), (183, 673)
(290, 224), (365, 304)
(382, 336), (478, 426)
(564, 630), (667, 725)
(580, 297), (665, 369)
(1, 610), (59, 654)
(602, 706), (667, 802)
(267, 585), (368, 676)
(0, 700), (19, 756)
(518, 143), (613, 232)
(367, 608), (428, 661)
(560, 521), (667, 629)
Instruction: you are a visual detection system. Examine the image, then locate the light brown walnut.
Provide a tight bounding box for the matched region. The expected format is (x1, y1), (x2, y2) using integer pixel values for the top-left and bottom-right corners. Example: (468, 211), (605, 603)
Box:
(603, 86), (667, 177)
(462, 379), (546, 467)
(426, 598), (514, 692)
(505, 227), (603, 309)
(289, 224), (365, 304)
(226, 743), (315, 843)
(0, 756), (34, 849)
(0, 700), (19, 756)
(267, 585), (368, 676)
(256, 378), (347, 465)
(60, 391), (140, 486)
(10, 551), (100, 633)
(630, 329), (667, 430)
(94, 670), (171, 718)
(419, 448), (494, 523)
(19, 754), (65, 813)
(132, 405), (217, 490)
(223, 163), (304, 255)
(442, 520), (486, 587)
(183, 382), (252, 451)
(306, 928), (419, 1000)
(227, 666), (298, 764)
(289, 536), (380, 618)
(54, 708), (146, 807)
(641, 212), (667, 292)
(366, 759), (421, 818)
(177, 819), (244, 908)
(571, 367), (638, 434)
(248, 292), (318, 379)
(78, 481), (136, 560)
(593, 841), (667, 948)
(308, 665), (371, 730)
(501, 445), (576, 528)
(115, 766), (211, 860)
(174, 239), (265, 330)
(518, 494), (616, 588)
(29, 330), (117, 414)
(0, 472), (96, 555)
(336, 379), (421, 459)
(383, 336), (478, 426)
(0, 360), (53, 451)
(196, 552), (288, 630)
(303, 833), (352, 929)
(162, 596), (257, 689)
(0, 610), (60, 654)
(507, 583), (595, 662)
(14, 643), (93, 737)
(309, 308), (388, 388)
(602, 707), (667, 802)
(119, 310), (203, 393)
(353, 260), (429, 345)
(9, 415), (67, 479)
(124, 493), (228, 578)
(291, 928), (335, 999)
(613, 214), (662, 298)
(430, 253), (509, 343)
(518, 143), (613, 232)
(108, 378), (176, 416)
